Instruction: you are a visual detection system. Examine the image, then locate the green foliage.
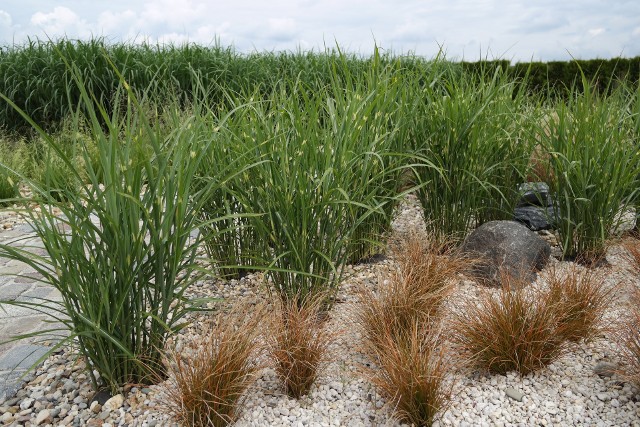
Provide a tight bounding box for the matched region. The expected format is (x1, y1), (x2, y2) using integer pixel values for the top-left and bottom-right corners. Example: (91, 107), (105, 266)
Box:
(408, 64), (533, 243)
(0, 65), (243, 393)
(2, 38), (637, 134)
(194, 49), (413, 302)
(0, 38), (384, 133)
(0, 138), (29, 204)
(543, 77), (640, 261)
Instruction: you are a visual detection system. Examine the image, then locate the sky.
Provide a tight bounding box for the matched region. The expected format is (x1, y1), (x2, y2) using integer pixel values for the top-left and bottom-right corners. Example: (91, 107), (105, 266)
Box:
(0, 0), (638, 63)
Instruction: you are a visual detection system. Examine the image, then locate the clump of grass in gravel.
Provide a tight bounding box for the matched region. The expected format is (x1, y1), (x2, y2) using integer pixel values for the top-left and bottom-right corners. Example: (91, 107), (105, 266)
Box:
(451, 267), (611, 376)
(355, 236), (463, 353)
(543, 75), (640, 263)
(544, 266), (613, 343)
(622, 238), (640, 273)
(0, 63), (243, 393)
(617, 290), (640, 388)
(327, 49), (411, 264)
(218, 75), (405, 305)
(451, 274), (571, 375)
(369, 322), (453, 427)
(407, 64), (533, 244)
(194, 92), (267, 280)
(163, 303), (265, 427)
(354, 236), (460, 425)
(267, 294), (333, 399)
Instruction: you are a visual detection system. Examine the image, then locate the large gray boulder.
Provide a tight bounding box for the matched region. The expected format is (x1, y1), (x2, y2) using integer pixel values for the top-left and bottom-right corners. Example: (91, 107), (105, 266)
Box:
(461, 220), (551, 286)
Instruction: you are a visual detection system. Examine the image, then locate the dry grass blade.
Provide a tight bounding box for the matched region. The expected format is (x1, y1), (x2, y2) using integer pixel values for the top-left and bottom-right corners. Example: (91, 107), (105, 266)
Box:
(369, 323), (453, 427)
(526, 143), (556, 185)
(450, 274), (570, 375)
(617, 291), (640, 388)
(162, 303), (265, 427)
(267, 295), (334, 399)
(544, 266), (613, 343)
(621, 238), (640, 274)
(357, 236), (463, 354)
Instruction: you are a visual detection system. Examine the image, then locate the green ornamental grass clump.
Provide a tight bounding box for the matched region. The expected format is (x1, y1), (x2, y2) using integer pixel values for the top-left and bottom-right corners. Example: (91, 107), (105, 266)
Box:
(408, 64), (533, 244)
(200, 51), (414, 305)
(543, 76), (640, 262)
(0, 62), (246, 393)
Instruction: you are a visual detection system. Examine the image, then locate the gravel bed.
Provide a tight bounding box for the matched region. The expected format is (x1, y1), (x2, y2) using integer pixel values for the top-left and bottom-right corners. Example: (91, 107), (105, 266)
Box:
(1, 195), (640, 426)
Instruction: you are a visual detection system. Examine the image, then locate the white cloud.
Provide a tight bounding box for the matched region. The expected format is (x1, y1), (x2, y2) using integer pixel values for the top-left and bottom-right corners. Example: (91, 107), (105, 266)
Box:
(391, 19), (433, 44)
(98, 10), (136, 35)
(588, 28), (605, 37)
(30, 6), (91, 39)
(265, 18), (297, 42)
(0, 10), (12, 27)
(0, 10), (15, 42)
(140, 0), (205, 30)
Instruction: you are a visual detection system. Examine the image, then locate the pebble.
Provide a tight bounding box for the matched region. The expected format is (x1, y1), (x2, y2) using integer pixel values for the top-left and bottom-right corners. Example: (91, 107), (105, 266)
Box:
(34, 408), (52, 425)
(103, 394), (124, 411)
(593, 361), (617, 378)
(19, 398), (34, 410)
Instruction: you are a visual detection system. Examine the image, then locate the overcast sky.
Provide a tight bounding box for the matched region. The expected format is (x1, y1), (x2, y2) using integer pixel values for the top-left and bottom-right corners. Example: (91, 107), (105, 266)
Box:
(0, 1), (638, 62)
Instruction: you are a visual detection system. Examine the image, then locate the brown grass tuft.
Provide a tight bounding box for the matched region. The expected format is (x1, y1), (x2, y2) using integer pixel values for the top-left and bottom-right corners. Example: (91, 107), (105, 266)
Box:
(369, 322), (454, 427)
(526, 144), (556, 184)
(267, 295), (333, 399)
(617, 239), (640, 387)
(544, 266), (613, 343)
(357, 236), (464, 353)
(622, 238), (640, 274)
(617, 291), (640, 388)
(452, 267), (612, 376)
(354, 236), (461, 425)
(162, 304), (265, 427)
(451, 274), (571, 375)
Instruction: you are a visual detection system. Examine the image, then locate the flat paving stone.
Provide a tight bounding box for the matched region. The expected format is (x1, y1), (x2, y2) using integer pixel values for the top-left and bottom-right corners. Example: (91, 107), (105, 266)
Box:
(0, 304), (41, 319)
(0, 314), (49, 338)
(14, 275), (38, 284)
(0, 216), (120, 404)
(0, 223), (61, 403)
(0, 369), (28, 402)
(16, 287), (55, 301)
(0, 344), (49, 371)
(0, 283), (30, 300)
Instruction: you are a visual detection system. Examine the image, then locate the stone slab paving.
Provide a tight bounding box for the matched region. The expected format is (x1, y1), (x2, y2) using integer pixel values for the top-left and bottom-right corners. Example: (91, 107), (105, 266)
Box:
(0, 224), (61, 402)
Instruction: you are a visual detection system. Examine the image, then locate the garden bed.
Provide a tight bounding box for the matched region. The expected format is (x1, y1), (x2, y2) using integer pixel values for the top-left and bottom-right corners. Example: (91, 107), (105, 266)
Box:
(1, 196), (639, 426)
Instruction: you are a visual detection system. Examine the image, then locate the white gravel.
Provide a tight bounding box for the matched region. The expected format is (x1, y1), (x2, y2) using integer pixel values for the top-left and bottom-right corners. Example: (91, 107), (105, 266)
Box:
(1, 195), (640, 426)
